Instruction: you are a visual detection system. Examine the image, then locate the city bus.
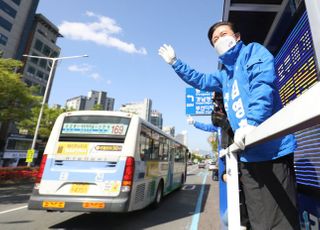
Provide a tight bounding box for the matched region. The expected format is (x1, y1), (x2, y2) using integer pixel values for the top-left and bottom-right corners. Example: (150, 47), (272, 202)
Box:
(28, 111), (188, 213)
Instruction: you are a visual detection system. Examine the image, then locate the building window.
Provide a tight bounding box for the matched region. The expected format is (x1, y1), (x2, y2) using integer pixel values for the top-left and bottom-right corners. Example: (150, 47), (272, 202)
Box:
(6, 138), (31, 150)
(34, 39), (43, 52)
(10, 0), (21, 6)
(51, 51), (58, 58)
(0, 32), (8, 45)
(36, 70), (44, 79)
(0, 16), (12, 31)
(42, 45), (51, 56)
(0, 0), (17, 18)
(29, 52), (38, 64)
(24, 79), (32, 87)
(37, 29), (46, 37)
(27, 66), (36, 75)
(39, 59), (47, 69)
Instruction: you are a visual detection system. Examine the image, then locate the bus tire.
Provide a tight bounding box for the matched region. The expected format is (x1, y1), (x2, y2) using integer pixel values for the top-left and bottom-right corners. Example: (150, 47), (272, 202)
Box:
(181, 174), (185, 184)
(152, 181), (163, 208)
(178, 174), (185, 190)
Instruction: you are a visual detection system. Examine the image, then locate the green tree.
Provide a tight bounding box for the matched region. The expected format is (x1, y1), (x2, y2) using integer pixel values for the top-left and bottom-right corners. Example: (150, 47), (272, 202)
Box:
(92, 104), (104, 110)
(18, 105), (67, 140)
(208, 133), (219, 161)
(190, 152), (205, 163)
(208, 133), (218, 152)
(0, 58), (40, 150)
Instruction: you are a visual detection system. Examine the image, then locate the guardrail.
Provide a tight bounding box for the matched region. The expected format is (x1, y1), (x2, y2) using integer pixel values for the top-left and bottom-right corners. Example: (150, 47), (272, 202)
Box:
(221, 82), (320, 229)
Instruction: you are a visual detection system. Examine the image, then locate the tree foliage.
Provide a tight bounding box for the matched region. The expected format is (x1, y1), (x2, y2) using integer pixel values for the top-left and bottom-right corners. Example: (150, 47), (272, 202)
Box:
(208, 133), (218, 162)
(0, 58), (40, 122)
(209, 133), (218, 152)
(0, 58), (41, 149)
(18, 105), (67, 139)
(92, 104), (104, 110)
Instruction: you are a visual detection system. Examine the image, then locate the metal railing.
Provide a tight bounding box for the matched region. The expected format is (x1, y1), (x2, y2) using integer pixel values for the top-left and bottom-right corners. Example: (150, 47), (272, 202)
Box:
(220, 82), (320, 229)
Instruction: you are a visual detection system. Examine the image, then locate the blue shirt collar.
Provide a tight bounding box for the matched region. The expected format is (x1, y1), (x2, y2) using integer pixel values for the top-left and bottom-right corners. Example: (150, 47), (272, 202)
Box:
(218, 41), (244, 71)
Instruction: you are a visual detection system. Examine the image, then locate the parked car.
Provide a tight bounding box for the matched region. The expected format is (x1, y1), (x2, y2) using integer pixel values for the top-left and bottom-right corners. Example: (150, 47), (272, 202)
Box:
(208, 162), (218, 171)
(198, 161), (206, 169)
(209, 162), (219, 181)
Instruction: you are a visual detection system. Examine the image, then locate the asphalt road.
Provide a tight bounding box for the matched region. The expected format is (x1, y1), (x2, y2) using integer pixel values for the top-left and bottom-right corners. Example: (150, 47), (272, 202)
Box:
(0, 165), (220, 230)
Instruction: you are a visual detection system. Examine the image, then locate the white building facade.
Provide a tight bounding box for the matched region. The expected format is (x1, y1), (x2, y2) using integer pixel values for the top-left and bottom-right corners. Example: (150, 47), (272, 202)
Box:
(66, 90), (114, 111)
(119, 98), (152, 122)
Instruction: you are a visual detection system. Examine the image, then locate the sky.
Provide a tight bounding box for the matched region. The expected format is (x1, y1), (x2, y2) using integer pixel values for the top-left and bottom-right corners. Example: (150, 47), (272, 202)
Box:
(37, 0), (224, 153)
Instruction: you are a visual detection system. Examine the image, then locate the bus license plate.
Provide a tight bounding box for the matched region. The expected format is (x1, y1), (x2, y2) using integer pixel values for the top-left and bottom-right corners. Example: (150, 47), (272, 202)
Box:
(70, 184), (89, 194)
(82, 202), (105, 209)
(42, 201), (65, 208)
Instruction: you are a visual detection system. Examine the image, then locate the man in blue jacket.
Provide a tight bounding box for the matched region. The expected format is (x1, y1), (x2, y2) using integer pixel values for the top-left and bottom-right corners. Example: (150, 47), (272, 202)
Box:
(159, 21), (299, 230)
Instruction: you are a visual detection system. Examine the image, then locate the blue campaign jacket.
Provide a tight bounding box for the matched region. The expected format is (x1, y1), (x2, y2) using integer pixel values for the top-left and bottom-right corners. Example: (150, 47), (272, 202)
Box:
(172, 41), (296, 162)
(194, 121), (218, 133)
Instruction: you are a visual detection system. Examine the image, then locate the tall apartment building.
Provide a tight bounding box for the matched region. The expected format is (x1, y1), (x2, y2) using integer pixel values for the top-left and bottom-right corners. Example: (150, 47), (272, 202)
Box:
(66, 90), (115, 111)
(65, 96), (86, 111)
(6, 13), (61, 137)
(0, 0), (39, 59)
(119, 98), (152, 122)
(22, 13), (62, 99)
(150, 110), (163, 129)
(105, 97), (115, 112)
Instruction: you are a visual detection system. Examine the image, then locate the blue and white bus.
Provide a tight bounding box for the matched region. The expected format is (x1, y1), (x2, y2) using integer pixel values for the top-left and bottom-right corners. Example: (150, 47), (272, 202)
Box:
(28, 111), (188, 212)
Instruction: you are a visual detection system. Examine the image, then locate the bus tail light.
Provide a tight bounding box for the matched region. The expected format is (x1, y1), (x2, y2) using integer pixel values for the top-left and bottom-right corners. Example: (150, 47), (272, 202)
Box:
(121, 157), (135, 192)
(35, 154), (48, 185)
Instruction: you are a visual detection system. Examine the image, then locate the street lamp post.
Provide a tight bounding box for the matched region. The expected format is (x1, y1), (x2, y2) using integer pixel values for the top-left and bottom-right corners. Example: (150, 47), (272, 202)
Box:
(22, 54), (88, 166)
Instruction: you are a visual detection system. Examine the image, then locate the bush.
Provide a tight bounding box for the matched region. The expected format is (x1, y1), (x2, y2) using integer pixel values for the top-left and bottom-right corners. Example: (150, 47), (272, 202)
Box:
(0, 166), (38, 184)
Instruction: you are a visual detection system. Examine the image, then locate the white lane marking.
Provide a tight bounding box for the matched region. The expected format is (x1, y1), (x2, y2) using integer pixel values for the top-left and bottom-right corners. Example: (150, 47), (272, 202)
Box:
(190, 172), (208, 230)
(0, 205), (27, 215)
(182, 185), (196, 190)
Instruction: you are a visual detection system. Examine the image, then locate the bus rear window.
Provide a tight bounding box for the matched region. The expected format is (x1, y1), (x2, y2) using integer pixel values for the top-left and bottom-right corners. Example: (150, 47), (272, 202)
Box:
(61, 116), (130, 137)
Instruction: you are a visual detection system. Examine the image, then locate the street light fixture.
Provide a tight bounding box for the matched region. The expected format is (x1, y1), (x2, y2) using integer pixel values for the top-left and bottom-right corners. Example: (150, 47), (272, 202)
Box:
(22, 54), (88, 166)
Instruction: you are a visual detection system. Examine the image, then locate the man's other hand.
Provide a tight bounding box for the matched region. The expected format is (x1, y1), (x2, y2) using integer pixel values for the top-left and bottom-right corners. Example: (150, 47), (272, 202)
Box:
(234, 125), (256, 150)
(187, 116), (195, 125)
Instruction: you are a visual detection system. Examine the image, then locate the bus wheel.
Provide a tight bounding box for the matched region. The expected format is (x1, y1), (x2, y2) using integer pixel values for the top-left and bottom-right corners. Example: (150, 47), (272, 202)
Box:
(181, 174), (185, 185)
(178, 174), (185, 190)
(152, 182), (163, 208)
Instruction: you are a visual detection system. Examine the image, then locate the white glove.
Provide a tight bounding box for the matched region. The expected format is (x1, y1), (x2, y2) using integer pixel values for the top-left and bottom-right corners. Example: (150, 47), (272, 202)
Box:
(187, 116), (195, 125)
(234, 125), (256, 150)
(158, 44), (177, 65)
(219, 148), (228, 158)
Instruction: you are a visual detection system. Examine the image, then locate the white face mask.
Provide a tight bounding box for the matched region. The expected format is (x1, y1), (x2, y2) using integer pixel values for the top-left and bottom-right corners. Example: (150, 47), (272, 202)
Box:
(214, 35), (237, 56)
